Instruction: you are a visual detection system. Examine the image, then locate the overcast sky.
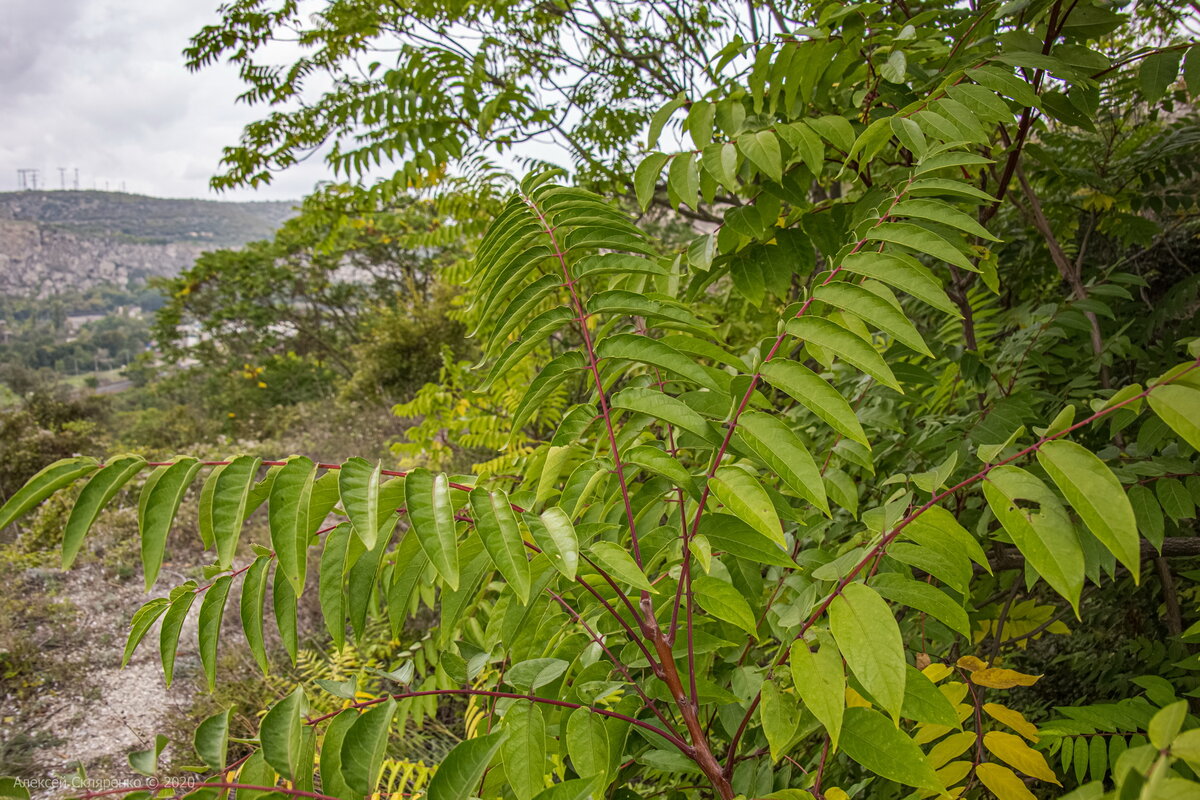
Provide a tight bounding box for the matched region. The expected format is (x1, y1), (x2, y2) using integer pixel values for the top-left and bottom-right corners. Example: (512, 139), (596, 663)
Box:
(0, 0), (331, 201)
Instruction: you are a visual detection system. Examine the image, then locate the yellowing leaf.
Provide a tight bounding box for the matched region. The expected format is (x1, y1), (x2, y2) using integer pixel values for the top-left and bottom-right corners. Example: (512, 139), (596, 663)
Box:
(927, 731), (976, 768)
(971, 668), (1041, 689)
(956, 655), (987, 672)
(845, 687), (873, 708)
(923, 663), (953, 683)
(983, 731), (1061, 784)
(984, 703), (1040, 742)
(976, 763), (1036, 800)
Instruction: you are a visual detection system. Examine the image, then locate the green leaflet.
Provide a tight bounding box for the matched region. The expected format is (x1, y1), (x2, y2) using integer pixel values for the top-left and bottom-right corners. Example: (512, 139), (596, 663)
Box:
(243, 464), (280, 523)
(984, 465), (1085, 613)
(528, 507), (579, 581)
(240, 555), (272, 674)
(128, 734), (168, 777)
(511, 351), (586, 434)
(160, 582), (198, 687)
(193, 708), (230, 771)
(212, 455), (261, 569)
(0, 777), (30, 800)
(635, 152), (669, 210)
(270, 456), (317, 594)
(901, 665), (960, 727)
(139, 457), (202, 590)
(260, 686), (306, 781)
(807, 115), (855, 152)
(503, 700), (548, 800)
(122, 597), (170, 668)
(735, 410), (828, 514)
(903, 505), (992, 574)
(0, 456), (99, 531)
(438, 533), (491, 647)
(667, 151), (699, 210)
(386, 530), (430, 636)
(870, 571), (970, 638)
(197, 574), (233, 691)
(887, 542), (970, 596)
(1037, 440), (1140, 576)
(320, 710), (357, 800)
(739, 129), (783, 182)
(967, 66), (1040, 107)
(340, 699), (396, 796)
(1148, 384), (1200, 451)
(829, 582), (905, 721)
(405, 468), (460, 590)
(760, 679), (800, 763)
(474, 246), (554, 338)
(612, 386), (720, 443)
(699, 513), (797, 567)
(891, 198), (1000, 242)
(906, 176), (998, 203)
(778, 120), (824, 176)
(559, 459), (609, 519)
(1128, 484), (1165, 551)
(865, 221), (976, 271)
(198, 463), (223, 550)
(274, 560), (299, 664)
(348, 517), (394, 640)
(506, 658), (569, 692)
(63, 455), (144, 568)
(566, 707), (609, 782)
(785, 316), (902, 391)
(308, 469), (342, 533)
(597, 333), (725, 392)
(840, 707), (943, 791)
(319, 523), (353, 648)
(482, 307), (575, 387)
(759, 359), (870, 446)
(625, 445), (701, 500)
(814, 281), (933, 356)
(586, 291), (708, 335)
(480, 272), (560, 351)
(692, 575), (758, 637)
(339, 457), (382, 549)
(589, 540), (653, 592)
(574, 253), (667, 280)
(426, 731), (503, 800)
(790, 632), (845, 750)
(708, 466), (784, 548)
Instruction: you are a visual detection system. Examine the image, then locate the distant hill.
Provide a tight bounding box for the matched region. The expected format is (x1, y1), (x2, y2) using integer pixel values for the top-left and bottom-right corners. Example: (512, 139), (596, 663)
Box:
(0, 190), (296, 298)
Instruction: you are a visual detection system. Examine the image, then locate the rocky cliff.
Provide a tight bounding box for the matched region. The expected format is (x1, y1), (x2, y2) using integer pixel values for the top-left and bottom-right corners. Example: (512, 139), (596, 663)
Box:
(0, 191), (295, 298)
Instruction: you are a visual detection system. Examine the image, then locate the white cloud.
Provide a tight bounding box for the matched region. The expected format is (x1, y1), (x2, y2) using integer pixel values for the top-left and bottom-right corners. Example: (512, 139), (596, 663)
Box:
(0, 0), (329, 200)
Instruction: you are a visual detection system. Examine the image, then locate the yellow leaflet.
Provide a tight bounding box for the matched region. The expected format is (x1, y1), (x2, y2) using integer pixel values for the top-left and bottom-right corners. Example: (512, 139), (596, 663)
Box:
(956, 655), (987, 672)
(976, 763), (1036, 800)
(971, 667), (1042, 689)
(914, 724), (954, 745)
(984, 703), (1040, 742)
(983, 731), (1061, 784)
(845, 687), (873, 708)
(936, 761), (972, 788)
(941, 681), (969, 705)
(923, 663), (953, 683)
(826, 789), (850, 800)
(927, 731), (976, 768)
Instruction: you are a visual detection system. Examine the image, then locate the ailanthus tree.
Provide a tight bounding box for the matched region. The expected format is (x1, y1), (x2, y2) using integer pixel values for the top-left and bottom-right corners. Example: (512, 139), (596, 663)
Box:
(4, 2), (1200, 800)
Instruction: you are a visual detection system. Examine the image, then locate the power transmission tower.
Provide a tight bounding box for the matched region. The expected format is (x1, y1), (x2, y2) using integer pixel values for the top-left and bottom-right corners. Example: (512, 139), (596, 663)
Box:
(73, 168), (79, 189)
(59, 167), (67, 190)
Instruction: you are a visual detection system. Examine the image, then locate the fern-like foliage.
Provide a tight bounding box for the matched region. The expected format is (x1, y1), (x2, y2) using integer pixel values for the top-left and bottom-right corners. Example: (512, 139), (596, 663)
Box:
(4, 4), (1200, 800)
